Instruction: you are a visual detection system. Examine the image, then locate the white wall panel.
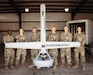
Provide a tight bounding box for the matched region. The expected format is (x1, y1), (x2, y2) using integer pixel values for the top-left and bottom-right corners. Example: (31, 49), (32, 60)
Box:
(75, 13), (93, 21)
(0, 14), (19, 22)
(46, 13), (71, 21)
(0, 23), (19, 30)
(22, 13), (71, 21)
(22, 13), (40, 21)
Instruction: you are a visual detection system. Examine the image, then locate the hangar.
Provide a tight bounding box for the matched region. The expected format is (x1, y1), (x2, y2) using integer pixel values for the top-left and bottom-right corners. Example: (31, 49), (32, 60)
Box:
(0, 0), (93, 75)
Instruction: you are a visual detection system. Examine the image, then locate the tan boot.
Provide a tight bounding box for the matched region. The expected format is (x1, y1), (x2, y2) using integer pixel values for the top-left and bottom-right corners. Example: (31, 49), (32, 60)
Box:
(5, 66), (9, 70)
(73, 65), (79, 69)
(67, 64), (71, 68)
(22, 63), (25, 67)
(28, 64), (34, 68)
(16, 65), (18, 70)
(10, 65), (15, 69)
(82, 65), (85, 71)
(61, 64), (65, 67)
(53, 66), (57, 70)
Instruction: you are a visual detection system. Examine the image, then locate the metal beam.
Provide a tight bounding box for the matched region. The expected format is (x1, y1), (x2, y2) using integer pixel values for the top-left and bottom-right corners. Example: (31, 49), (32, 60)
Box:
(19, 13), (22, 29)
(8, 0), (21, 16)
(8, 0), (22, 29)
(71, 0), (87, 20)
(14, 1), (80, 3)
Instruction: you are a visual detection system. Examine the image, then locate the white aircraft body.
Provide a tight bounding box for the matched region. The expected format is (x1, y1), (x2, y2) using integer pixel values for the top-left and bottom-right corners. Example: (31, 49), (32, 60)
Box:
(5, 4), (80, 69)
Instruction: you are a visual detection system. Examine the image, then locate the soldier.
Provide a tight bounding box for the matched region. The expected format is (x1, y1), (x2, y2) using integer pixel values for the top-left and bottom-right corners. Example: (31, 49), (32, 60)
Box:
(60, 25), (72, 68)
(3, 29), (15, 70)
(29, 27), (40, 68)
(73, 26), (86, 70)
(15, 28), (27, 69)
(47, 26), (59, 69)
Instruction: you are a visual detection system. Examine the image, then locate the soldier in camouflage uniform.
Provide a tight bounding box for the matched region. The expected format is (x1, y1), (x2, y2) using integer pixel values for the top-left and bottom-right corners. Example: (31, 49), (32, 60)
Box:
(73, 26), (86, 70)
(15, 28), (27, 69)
(60, 25), (72, 68)
(29, 27), (40, 68)
(3, 29), (15, 70)
(47, 26), (59, 69)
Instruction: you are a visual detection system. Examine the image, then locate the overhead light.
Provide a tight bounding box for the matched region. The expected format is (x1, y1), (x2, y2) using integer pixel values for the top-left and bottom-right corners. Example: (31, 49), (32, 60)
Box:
(64, 8), (69, 12)
(25, 8), (29, 12)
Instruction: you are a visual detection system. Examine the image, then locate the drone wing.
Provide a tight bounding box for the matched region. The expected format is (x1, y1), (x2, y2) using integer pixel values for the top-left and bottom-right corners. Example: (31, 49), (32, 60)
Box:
(46, 42), (80, 49)
(5, 42), (41, 49)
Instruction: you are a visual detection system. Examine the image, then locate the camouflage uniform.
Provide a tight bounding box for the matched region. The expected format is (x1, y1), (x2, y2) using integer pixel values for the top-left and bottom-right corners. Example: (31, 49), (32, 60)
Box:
(3, 34), (15, 68)
(15, 34), (27, 66)
(47, 32), (59, 68)
(29, 32), (40, 67)
(60, 32), (72, 67)
(74, 32), (86, 68)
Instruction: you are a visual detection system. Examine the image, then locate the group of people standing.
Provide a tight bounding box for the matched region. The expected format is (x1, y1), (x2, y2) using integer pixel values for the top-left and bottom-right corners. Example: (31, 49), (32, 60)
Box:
(3, 27), (40, 70)
(3, 25), (86, 71)
(47, 25), (86, 71)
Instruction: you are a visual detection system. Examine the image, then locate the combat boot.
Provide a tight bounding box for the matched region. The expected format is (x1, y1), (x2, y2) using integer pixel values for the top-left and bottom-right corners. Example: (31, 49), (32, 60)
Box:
(22, 63), (25, 67)
(28, 64), (34, 68)
(10, 65), (15, 69)
(61, 63), (65, 67)
(5, 66), (9, 70)
(67, 64), (71, 68)
(73, 65), (79, 69)
(82, 65), (85, 71)
(15, 65), (19, 70)
(53, 65), (57, 70)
